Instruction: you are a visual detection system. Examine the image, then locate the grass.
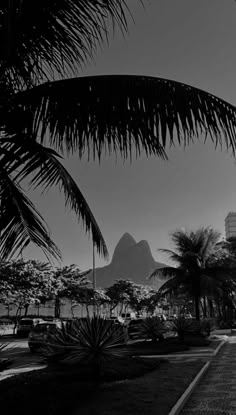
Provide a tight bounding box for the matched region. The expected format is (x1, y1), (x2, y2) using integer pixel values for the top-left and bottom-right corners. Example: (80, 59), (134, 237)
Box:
(80, 360), (205, 415)
(0, 334), (218, 414)
(125, 337), (189, 355)
(0, 355), (205, 415)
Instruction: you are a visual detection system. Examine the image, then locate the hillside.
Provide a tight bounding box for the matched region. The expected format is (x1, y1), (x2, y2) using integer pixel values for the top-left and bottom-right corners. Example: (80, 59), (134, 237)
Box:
(89, 233), (166, 289)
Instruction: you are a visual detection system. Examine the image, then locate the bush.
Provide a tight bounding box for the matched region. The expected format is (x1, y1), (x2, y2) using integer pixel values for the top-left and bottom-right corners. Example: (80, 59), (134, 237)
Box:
(40, 316), (128, 378)
(170, 317), (213, 342)
(170, 316), (193, 342)
(199, 319), (213, 336)
(136, 317), (167, 343)
(216, 319), (232, 329)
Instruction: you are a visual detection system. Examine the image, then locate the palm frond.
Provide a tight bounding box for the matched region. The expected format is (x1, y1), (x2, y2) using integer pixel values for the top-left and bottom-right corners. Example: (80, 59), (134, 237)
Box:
(2, 136), (108, 258)
(157, 277), (183, 297)
(0, 165), (61, 261)
(169, 227), (222, 260)
(170, 230), (198, 255)
(8, 75), (236, 160)
(199, 227), (221, 259)
(158, 248), (183, 264)
(0, 0), (135, 89)
(149, 266), (183, 280)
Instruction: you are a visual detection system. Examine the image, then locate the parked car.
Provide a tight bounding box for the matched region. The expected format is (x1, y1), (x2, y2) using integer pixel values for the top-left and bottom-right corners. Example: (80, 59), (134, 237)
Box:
(28, 321), (62, 352)
(16, 318), (44, 337)
(121, 312), (136, 321)
(157, 314), (167, 322)
(107, 316), (125, 325)
(127, 318), (146, 340)
(167, 314), (177, 321)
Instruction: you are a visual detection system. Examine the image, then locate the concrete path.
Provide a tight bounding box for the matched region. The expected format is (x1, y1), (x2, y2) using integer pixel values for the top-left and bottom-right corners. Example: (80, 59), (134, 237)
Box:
(181, 335), (236, 414)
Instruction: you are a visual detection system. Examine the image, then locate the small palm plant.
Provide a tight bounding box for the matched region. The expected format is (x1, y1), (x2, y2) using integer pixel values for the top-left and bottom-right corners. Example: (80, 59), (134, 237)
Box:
(200, 319), (212, 337)
(171, 316), (194, 343)
(41, 316), (128, 378)
(136, 317), (167, 343)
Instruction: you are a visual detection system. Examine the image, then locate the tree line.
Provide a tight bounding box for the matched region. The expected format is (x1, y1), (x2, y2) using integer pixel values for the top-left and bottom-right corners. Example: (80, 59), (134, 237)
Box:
(1, 227), (236, 326)
(0, 261), (162, 322)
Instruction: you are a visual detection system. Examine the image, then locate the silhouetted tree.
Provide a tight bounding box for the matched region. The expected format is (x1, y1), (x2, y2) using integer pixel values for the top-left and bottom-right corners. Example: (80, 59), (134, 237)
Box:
(150, 227), (236, 320)
(1, 2), (236, 261)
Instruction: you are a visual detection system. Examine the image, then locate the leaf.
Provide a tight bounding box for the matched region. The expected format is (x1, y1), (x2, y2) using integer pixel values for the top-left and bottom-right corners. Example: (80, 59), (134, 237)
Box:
(0, 0), (134, 88)
(41, 316), (128, 367)
(149, 266), (183, 280)
(0, 165), (61, 260)
(8, 75), (236, 161)
(2, 136), (108, 258)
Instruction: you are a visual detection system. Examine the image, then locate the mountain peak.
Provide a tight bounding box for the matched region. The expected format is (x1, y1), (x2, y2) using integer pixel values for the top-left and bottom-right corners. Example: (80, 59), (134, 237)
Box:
(88, 232), (166, 288)
(136, 239), (151, 250)
(111, 233), (136, 263)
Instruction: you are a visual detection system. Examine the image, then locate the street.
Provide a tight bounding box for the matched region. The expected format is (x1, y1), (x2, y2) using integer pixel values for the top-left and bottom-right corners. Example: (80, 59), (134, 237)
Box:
(0, 337), (46, 380)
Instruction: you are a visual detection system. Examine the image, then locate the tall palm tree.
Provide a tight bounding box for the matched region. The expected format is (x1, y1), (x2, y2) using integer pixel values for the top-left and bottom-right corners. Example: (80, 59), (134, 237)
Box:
(150, 227), (236, 320)
(2, 2), (236, 262)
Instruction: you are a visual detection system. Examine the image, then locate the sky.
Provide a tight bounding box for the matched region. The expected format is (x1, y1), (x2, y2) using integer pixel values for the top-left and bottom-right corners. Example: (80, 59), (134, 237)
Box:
(23, 0), (236, 270)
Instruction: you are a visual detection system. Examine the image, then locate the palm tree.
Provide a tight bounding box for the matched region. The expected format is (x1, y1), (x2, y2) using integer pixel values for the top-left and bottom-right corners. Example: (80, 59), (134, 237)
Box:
(150, 227), (236, 320)
(2, 2), (236, 262)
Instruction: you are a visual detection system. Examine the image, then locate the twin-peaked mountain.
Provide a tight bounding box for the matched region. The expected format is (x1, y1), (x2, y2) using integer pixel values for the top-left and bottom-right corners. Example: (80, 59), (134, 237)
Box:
(88, 233), (166, 289)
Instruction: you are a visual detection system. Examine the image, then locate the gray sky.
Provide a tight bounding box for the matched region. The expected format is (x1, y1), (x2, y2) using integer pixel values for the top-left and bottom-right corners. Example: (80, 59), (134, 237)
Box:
(24, 0), (236, 270)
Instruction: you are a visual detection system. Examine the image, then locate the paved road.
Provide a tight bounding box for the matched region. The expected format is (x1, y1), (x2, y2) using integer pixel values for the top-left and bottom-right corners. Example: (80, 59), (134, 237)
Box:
(0, 337), (46, 380)
(2, 337), (31, 357)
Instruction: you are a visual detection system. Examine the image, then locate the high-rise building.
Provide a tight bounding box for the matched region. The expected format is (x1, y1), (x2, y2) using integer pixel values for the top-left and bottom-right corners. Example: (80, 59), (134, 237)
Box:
(225, 212), (236, 239)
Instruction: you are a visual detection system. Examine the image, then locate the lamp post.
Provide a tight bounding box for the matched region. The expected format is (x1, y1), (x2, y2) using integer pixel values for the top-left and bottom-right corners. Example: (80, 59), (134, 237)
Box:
(92, 241), (96, 315)
(92, 241), (96, 290)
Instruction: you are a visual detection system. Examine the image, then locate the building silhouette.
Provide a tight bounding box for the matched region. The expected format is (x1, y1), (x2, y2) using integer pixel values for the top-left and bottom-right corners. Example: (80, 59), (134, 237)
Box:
(225, 212), (236, 239)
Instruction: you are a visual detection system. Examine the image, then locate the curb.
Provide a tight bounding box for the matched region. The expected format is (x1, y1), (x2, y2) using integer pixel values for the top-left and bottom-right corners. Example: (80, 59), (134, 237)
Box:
(212, 338), (226, 356)
(168, 361), (210, 415)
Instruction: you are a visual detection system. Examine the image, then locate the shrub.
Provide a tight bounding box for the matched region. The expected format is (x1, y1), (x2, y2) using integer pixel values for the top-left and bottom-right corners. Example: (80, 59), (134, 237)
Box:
(199, 319), (213, 336)
(40, 316), (128, 378)
(171, 317), (195, 342)
(136, 317), (167, 343)
(171, 317), (213, 342)
(216, 319), (232, 330)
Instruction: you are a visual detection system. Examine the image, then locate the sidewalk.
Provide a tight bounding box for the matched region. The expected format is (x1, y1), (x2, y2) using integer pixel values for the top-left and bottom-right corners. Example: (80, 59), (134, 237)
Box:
(181, 335), (236, 414)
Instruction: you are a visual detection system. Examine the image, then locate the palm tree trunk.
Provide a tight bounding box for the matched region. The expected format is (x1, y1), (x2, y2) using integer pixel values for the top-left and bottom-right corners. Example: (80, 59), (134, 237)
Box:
(194, 295), (200, 321)
(209, 298), (216, 318)
(203, 297), (207, 318)
(216, 298), (222, 320)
